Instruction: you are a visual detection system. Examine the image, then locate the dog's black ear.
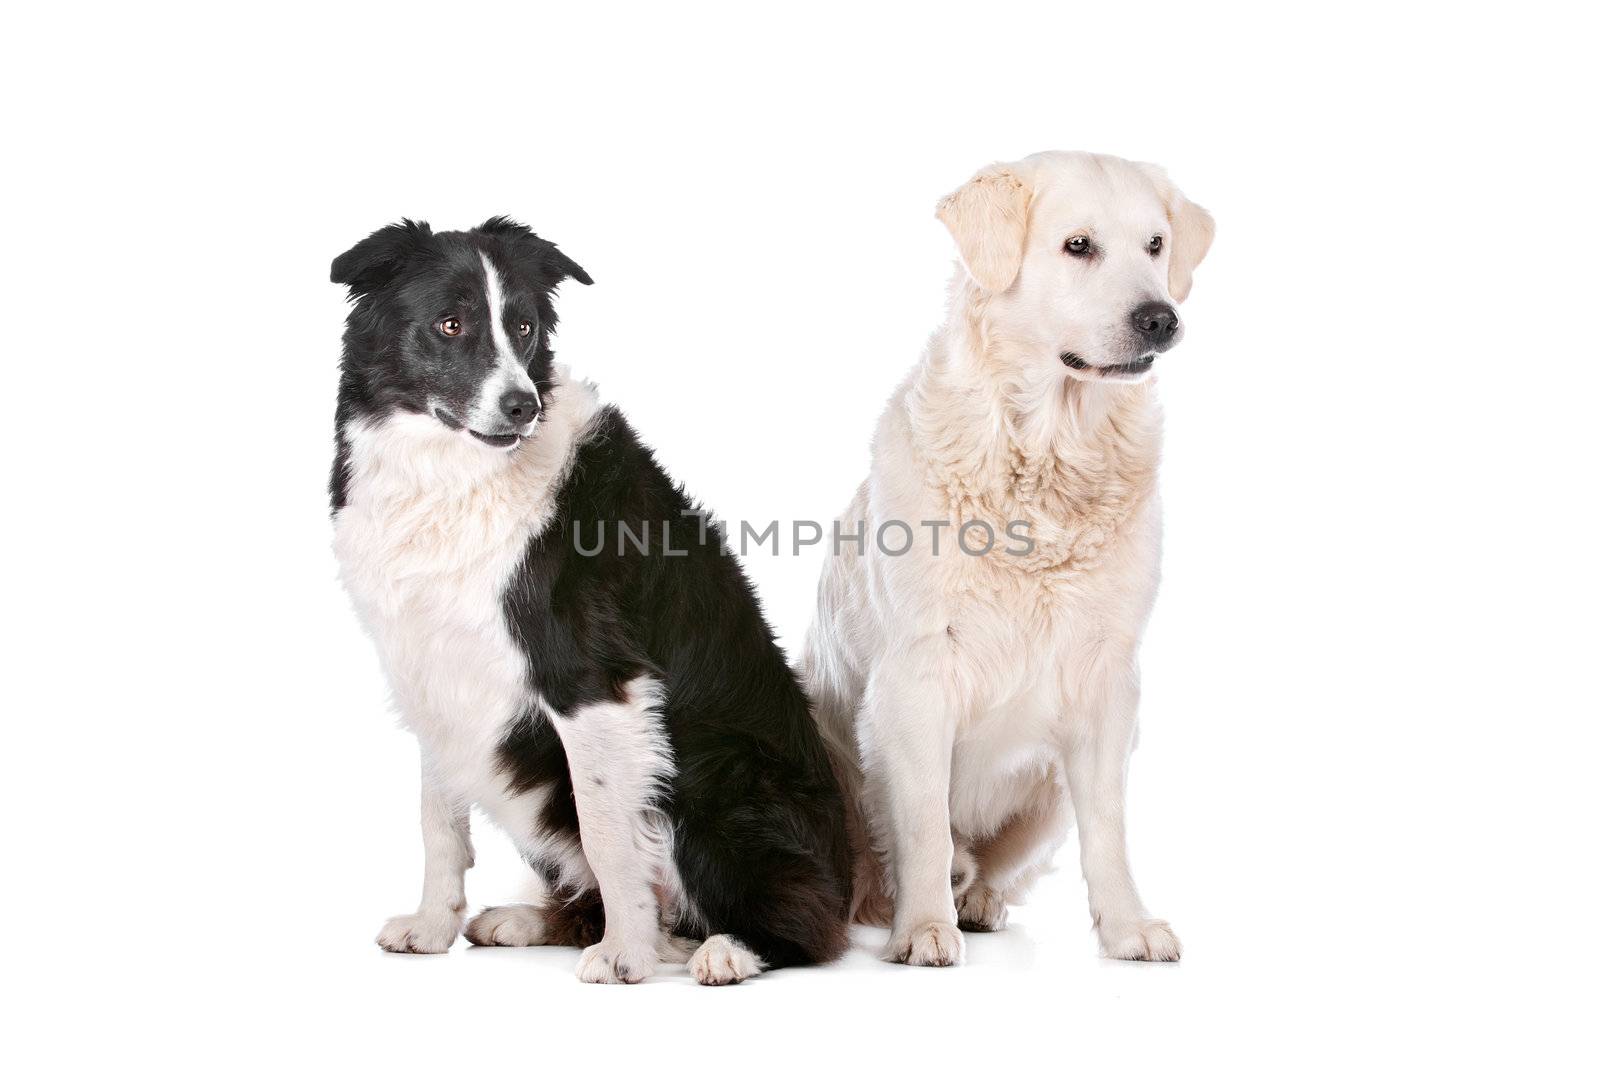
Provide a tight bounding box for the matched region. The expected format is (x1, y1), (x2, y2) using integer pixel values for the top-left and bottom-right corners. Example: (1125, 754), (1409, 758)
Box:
(546, 247), (594, 286)
(331, 219), (433, 296)
(477, 215), (529, 239)
(477, 216), (594, 287)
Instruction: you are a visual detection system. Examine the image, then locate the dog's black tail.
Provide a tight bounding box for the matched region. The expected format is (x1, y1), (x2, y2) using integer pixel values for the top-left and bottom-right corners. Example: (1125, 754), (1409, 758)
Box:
(668, 724), (852, 967)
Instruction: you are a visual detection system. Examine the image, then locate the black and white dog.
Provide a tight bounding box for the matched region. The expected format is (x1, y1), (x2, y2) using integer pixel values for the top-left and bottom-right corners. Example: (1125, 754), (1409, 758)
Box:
(329, 217), (851, 984)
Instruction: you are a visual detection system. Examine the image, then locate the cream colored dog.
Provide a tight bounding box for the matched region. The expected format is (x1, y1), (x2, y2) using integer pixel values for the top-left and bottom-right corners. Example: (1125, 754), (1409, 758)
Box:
(804, 151), (1212, 966)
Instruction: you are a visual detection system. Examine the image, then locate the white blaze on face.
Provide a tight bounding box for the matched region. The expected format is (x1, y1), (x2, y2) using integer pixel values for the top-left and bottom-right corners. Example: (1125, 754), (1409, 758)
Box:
(468, 252), (540, 430)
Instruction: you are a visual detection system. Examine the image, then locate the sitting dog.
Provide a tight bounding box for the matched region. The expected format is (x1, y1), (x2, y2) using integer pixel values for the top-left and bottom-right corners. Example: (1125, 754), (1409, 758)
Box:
(330, 217), (850, 984)
(804, 152), (1213, 966)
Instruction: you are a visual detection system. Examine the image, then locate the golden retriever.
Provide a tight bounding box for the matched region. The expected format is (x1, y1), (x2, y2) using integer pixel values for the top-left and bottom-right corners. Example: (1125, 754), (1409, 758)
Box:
(804, 151), (1213, 965)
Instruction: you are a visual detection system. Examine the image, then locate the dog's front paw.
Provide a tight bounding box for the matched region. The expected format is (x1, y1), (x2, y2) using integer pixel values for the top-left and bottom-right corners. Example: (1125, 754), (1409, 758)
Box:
(1098, 916), (1181, 962)
(575, 938), (657, 984)
(884, 920), (965, 966)
(957, 883), (1008, 932)
(376, 909), (463, 954)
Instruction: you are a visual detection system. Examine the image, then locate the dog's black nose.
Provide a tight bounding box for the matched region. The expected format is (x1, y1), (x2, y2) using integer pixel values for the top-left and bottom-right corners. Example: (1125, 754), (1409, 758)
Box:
(499, 390), (540, 425)
(1131, 301), (1180, 341)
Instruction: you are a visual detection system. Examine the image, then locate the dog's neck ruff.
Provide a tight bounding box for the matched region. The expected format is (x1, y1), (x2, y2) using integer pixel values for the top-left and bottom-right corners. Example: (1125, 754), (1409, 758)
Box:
(333, 366), (602, 591)
(904, 286), (1162, 573)
(341, 366), (600, 506)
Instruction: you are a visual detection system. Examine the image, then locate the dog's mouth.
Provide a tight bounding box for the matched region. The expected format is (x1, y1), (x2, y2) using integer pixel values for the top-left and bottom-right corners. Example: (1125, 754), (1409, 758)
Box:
(1060, 352), (1158, 379)
(433, 408), (527, 449)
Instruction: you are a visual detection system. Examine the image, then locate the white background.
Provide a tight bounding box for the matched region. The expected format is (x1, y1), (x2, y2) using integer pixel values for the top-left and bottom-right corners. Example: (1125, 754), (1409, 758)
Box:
(6, 2), (1596, 1063)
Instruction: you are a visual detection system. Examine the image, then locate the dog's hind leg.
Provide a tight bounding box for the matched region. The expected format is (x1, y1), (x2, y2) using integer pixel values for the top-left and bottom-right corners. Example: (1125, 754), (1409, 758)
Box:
(670, 730), (852, 975)
(802, 600), (888, 928)
(815, 693), (893, 929)
(465, 890), (605, 948)
(956, 771), (1072, 932)
(673, 815), (850, 976)
(801, 523), (892, 927)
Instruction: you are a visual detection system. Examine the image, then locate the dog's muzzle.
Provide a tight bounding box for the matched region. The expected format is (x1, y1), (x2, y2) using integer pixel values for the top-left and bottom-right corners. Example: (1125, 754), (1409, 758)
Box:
(433, 407), (531, 449)
(1060, 352), (1158, 378)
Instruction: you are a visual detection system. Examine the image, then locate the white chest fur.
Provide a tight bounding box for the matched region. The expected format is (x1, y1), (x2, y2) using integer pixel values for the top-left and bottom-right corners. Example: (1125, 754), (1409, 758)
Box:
(332, 375), (600, 822)
(809, 358), (1165, 847)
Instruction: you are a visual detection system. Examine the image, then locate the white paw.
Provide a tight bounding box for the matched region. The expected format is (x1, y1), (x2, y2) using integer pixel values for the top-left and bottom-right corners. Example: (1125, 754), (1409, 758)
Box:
(464, 905), (546, 947)
(1099, 916), (1182, 961)
(688, 935), (764, 986)
(575, 938), (657, 984)
(376, 909), (462, 954)
(957, 884), (1009, 932)
(884, 920), (965, 966)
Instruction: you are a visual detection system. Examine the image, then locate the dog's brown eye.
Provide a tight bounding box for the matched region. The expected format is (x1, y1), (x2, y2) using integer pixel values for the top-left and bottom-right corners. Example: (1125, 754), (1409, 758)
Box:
(518, 321), (532, 337)
(1064, 235), (1092, 257)
(1148, 235), (1163, 255)
(437, 317), (462, 337)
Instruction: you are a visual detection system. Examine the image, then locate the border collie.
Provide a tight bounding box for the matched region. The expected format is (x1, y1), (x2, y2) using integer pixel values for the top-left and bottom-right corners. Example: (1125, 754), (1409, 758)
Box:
(329, 217), (850, 984)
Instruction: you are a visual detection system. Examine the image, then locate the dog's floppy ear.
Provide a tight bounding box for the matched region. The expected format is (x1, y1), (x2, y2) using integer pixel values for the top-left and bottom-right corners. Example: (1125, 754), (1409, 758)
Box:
(1136, 164), (1214, 303)
(330, 219), (433, 296)
(477, 216), (594, 287)
(936, 165), (1033, 293)
(542, 245), (593, 287)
